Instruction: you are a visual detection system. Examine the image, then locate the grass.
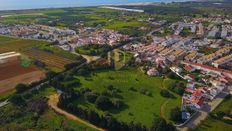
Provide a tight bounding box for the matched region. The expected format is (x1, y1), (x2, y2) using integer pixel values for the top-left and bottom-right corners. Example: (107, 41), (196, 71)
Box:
(102, 21), (143, 30)
(36, 109), (96, 131)
(196, 96), (232, 131)
(0, 86), (96, 131)
(0, 105), (96, 131)
(73, 68), (181, 127)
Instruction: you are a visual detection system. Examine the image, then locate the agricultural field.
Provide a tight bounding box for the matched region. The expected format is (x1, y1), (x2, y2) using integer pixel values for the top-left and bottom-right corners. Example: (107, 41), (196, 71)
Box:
(24, 49), (75, 72)
(0, 59), (45, 94)
(196, 96), (232, 131)
(71, 68), (182, 128)
(0, 7), (155, 36)
(0, 36), (82, 72)
(0, 36), (47, 53)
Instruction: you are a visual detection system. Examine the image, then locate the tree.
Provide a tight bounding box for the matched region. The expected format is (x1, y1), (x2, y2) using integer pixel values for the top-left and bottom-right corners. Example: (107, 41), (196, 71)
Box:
(33, 60), (46, 68)
(15, 84), (28, 93)
(46, 71), (56, 79)
(113, 99), (124, 109)
(87, 110), (100, 124)
(85, 92), (98, 103)
(167, 72), (179, 79)
(10, 94), (25, 106)
(170, 107), (182, 122)
(151, 117), (167, 131)
(151, 117), (175, 131)
(77, 68), (90, 76)
(95, 96), (113, 110)
(216, 111), (225, 119)
(175, 86), (185, 95)
(64, 62), (79, 70)
(160, 89), (172, 98)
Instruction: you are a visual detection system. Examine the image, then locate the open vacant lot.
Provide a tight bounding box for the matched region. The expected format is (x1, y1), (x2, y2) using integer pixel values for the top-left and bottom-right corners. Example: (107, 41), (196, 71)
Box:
(73, 68), (181, 127)
(0, 60), (45, 93)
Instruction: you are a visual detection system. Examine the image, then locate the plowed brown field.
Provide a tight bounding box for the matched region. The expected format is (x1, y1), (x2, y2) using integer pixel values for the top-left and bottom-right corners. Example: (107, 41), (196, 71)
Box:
(0, 60), (45, 93)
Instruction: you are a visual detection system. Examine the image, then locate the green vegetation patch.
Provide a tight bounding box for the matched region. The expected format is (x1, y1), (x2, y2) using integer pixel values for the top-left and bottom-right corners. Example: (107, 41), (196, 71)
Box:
(20, 55), (31, 67)
(75, 44), (112, 56)
(73, 68), (181, 127)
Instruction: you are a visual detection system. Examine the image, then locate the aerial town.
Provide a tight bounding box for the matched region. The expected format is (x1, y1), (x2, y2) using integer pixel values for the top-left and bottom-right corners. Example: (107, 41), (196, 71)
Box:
(0, 0), (231, 131)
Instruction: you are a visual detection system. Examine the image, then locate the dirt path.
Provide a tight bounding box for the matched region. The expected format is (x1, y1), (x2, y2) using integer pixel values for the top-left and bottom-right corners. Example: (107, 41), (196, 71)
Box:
(160, 99), (170, 121)
(48, 94), (105, 131)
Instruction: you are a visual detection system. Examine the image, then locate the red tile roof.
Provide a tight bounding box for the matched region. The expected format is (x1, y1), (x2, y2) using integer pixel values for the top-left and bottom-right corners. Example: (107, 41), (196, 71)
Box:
(183, 61), (232, 75)
(184, 65), (194, 71)
(192, 98), (204, 106)
(187, 74), (196, 79)
(193, 90), (202, 97)
(188, 81), (194, 85)
(185, 88), (195, 93)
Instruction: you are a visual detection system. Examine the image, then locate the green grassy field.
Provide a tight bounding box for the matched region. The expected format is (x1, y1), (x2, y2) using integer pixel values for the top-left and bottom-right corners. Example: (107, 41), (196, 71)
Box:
(196, 96), (232, 131)
(73, 68), (181, 127)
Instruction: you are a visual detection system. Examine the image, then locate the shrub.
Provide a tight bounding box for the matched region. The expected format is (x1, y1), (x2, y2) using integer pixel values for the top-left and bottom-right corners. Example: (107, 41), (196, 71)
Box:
(95, 96), (113, 110)
(10, 94), (25, 106)
(15, 84), (29, 94)
(85, 92), (98, 103)
(113, 99), (124, 109)
(170, 107), (182, 122)
(140, 87), (151, 96)
(151, 117), (176, 131)
(160, 89), (172, 98)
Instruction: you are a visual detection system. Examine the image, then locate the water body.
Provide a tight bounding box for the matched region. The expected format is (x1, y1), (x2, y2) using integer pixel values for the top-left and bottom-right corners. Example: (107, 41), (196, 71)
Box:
(0, 0), (190, 11)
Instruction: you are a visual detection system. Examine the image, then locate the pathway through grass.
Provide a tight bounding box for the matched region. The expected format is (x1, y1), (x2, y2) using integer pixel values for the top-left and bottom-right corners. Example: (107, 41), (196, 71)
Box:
(48, 94), (105, 131)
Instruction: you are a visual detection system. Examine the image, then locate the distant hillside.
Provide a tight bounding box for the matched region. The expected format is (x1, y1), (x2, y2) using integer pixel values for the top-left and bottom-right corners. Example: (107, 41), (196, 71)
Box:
(198, 0), (232, 2)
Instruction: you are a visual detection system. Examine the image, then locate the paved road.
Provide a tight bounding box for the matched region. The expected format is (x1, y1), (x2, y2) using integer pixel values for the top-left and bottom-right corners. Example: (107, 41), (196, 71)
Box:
(48, 94), (105, 131)
(178, 89), (229, 131)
